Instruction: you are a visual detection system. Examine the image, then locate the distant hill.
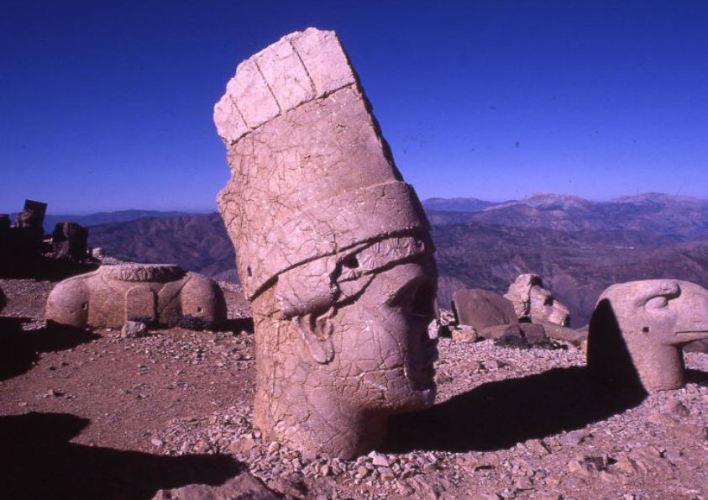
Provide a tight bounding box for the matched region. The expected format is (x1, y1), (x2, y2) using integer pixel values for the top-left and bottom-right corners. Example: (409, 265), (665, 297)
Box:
(6, 210), (200, 233)
(422, 197), (500, 213)
(427, 193), (708, 242)
(88, 193), (708, 327)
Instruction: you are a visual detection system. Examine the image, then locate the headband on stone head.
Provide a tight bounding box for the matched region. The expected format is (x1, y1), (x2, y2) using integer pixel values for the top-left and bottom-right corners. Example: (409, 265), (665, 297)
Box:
(215, 28), (432, 304)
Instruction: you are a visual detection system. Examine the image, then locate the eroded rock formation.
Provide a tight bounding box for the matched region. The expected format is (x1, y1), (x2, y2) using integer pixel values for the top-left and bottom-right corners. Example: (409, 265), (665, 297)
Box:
(46, 263), (226, 329)
(215, 28), (438, 458)
(504, 273), (570, 326)
(587, 279), (708, 392)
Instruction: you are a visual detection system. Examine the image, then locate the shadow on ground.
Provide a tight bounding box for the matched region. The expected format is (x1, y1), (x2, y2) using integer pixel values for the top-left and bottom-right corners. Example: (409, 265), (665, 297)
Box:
(0, 412), (242, 500)
(219, 317), (254, 334)
(382, 366), (648, 453)
(0, 318), (100, 381)
(686, 368), (708, 387)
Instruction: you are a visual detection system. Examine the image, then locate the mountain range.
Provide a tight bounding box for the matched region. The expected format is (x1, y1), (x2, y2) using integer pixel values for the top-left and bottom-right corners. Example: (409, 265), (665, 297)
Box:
(83, 193), (708, 327)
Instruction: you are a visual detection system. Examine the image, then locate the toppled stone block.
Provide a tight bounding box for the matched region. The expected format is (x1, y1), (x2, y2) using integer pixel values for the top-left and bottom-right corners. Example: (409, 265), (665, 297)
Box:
(215, 28), (437, 459)
(120, 320), (147, 338)
(46, 263), (226, 329)
(587, 279), (708, 392)
(452, 288), (517, 330)
(504, 273), (570, 326)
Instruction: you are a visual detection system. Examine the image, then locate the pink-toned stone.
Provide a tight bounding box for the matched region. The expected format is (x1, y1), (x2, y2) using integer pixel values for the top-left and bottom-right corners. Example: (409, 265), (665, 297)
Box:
(227, 59), (280, 129)
(286, 27), (356, 95)
(215, 28), (437, 459)
(587, 279), (708, 392)
(46, 263), (226, 329)
(213, 94), (249, 145)
(254, 37), (315, 112)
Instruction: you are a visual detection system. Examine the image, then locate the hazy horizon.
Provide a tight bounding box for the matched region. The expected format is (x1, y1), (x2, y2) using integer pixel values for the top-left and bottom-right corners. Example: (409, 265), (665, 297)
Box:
(2, 1), (707, 213)
(3, 190), (705, 218)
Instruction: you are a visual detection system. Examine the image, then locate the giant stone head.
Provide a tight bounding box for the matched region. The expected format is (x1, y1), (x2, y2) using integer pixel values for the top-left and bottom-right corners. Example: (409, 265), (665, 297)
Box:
(215, 28), (438, 458)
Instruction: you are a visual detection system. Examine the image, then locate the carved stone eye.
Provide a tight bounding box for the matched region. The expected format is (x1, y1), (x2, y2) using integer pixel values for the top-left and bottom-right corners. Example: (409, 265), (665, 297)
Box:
(646, 296), (668, 309)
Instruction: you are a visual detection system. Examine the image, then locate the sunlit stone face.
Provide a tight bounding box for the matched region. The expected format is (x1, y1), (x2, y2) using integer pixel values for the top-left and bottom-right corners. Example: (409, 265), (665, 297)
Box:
(250, 236), (438, 458)
(215, 27), (438, 457)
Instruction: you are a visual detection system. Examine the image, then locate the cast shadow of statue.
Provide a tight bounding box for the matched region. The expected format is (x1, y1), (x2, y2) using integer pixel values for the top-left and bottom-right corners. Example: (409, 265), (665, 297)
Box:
(218, 317), (254, 334)
(0, 318), (99, 381)
(0, 412), (242, 500)
(383, 299), (651, 453)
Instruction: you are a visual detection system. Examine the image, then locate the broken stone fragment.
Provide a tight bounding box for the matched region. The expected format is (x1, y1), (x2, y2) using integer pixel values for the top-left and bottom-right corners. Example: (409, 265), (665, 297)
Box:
(215, 27), (437, 459)
(46, 263), (226, 330)
(504, 273), (570, 326)
(120, 320), (147, 339)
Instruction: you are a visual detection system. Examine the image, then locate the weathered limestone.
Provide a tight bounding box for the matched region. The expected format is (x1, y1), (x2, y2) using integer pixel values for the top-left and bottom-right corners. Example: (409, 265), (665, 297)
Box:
(215, 28), (438, 458)
(451, 288), (517, 330)
(504, 273), (570, 326)
(46, 263), (226, 329)
(587, 279), (708, 392)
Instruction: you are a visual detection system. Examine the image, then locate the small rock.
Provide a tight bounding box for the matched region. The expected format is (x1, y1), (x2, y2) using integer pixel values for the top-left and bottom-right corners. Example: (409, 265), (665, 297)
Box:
(667, 400), (690, 418)
(121, 321), (147, 339)
(150, 437), (163, 447)
(451, 325), (478, 343)
(356, 465), (369, 479)
(369, 451), (390, 467)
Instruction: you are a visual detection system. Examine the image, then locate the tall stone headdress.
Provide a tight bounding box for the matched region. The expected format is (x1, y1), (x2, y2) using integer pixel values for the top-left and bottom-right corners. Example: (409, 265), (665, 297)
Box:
(215, 28), (437, 458)
(216, 28), (429, 302)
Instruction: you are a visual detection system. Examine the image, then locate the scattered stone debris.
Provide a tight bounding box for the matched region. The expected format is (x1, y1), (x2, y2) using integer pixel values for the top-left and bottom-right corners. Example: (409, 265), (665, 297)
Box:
(152, 472), (280, 500)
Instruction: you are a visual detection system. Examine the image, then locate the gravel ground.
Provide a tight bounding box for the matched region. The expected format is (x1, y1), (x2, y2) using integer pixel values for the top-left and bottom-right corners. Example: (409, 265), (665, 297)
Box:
(1, 276), (706, 499)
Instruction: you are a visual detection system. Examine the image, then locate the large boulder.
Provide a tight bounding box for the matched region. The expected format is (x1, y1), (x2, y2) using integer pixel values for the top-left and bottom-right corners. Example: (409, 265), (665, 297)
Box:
(504, 273), (570, 326)
(451, 288), (517, 330)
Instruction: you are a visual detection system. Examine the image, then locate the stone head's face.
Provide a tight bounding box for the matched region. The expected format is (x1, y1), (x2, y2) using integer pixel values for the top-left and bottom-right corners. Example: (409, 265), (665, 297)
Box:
(601, 279), (708, 346)
(269, 235), (438, 412)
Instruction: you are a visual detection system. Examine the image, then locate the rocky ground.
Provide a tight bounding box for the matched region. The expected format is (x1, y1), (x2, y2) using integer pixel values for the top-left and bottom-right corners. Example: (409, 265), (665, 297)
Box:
(0, 276), (706, 499)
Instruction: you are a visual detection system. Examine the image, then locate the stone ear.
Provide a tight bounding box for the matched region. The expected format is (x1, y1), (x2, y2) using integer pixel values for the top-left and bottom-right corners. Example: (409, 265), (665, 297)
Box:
(292, 311), (335, 364)
(632, 281), (680, 308)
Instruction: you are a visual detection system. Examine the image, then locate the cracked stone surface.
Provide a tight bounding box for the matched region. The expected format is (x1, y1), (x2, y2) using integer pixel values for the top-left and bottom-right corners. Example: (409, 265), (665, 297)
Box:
(45, 264), (226, 329)
(588, 279), (708, 393)
(215, 27), (438, 458)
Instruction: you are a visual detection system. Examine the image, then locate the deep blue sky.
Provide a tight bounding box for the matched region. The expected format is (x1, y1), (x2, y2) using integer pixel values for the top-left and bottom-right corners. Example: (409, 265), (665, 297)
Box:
(1, 1), (707, 213)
